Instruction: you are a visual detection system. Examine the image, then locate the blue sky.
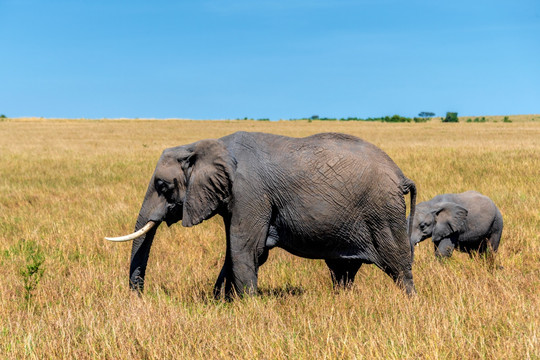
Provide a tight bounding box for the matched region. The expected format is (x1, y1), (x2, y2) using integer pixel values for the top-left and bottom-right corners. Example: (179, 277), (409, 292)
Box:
(1, 0), (539, 119)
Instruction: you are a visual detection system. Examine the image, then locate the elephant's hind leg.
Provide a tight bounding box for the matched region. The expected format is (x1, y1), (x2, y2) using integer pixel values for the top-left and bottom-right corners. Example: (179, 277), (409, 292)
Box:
(483, 225), (503, 269)
(325, 259), (362, 288)
(381, 264), (416, 296)
(488, 219), (503, 253)
(376, 226), (416, 296)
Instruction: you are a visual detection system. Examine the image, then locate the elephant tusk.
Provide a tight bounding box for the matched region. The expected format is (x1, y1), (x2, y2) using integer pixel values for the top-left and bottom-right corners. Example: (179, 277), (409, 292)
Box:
(105, 221), (156, 242)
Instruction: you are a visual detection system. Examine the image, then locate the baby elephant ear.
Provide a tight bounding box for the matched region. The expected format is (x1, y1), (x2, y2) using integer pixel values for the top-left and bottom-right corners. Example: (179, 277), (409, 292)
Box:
(182, 139), (236, 227)
(432, 202), (468, 242)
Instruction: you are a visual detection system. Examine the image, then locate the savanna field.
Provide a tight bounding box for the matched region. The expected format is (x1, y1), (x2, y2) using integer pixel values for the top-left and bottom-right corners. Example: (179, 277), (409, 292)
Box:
(1, 117), (539, 359)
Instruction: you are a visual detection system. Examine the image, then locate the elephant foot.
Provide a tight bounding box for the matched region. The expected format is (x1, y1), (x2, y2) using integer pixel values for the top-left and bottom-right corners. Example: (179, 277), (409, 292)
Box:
(383, 266), (416, 297)
(396, 272), (416, 297)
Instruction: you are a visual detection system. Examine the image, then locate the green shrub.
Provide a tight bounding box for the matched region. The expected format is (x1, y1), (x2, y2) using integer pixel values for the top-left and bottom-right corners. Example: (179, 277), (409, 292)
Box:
(443, 112), (459, 123)
(5, 239), (46, 304)
(382, 115), (412, 123)
(472, 117), (486, 123)
(20, 251), (45, 302)
(503, 116), (512, 123)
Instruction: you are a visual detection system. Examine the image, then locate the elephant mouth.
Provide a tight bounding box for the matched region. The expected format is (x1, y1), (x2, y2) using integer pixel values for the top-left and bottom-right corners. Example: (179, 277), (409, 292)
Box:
(164, 203), (183, 226)
(412, 235), (431, 246)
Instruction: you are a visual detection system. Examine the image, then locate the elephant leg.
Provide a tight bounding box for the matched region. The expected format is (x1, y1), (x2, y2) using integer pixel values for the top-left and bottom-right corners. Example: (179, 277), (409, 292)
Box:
(214, 246), (259, 298)
(375, 223), (416, 296)
(214, 247), (267, 298)
(223, 195), (272, 297)
(213, 257), (234, 300)
(227, 222), (269, 297)
(479, 228), (503, 269)
(489, 227), (503, 269)
(229, 249), (259, 296)
(487, 226), (503, 253)
(213, 264), (226, 299)
(376, 224), (416, 296)
(385, 266), (416, 296)
(325, 259), (362, 288)
(214, 212), (265, 299)
(434, 238), (455, 258)
(379, 254), (416, 296)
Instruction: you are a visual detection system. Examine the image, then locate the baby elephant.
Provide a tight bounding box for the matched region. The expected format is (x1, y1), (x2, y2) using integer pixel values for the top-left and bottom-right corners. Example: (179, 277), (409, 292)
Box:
(410, 191), (503, 258)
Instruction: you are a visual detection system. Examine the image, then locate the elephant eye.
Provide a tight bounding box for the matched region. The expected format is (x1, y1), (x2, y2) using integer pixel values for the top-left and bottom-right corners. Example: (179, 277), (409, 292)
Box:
(156, 179), (172, 195)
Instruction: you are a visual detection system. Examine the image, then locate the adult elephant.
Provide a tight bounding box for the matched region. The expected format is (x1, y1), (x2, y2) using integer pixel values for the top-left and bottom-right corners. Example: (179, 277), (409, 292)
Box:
(106, 131), (417, 297)
(409, 191), (503, 259)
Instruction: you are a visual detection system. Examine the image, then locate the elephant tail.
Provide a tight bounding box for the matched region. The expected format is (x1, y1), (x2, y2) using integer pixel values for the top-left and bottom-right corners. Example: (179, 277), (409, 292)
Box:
(401, 178), (417, 258)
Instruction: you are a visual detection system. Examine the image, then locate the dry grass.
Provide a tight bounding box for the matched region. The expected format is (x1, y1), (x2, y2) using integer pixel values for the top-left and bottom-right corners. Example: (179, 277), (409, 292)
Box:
(455, 114), (540, 122)
(1, 119), (539, 359)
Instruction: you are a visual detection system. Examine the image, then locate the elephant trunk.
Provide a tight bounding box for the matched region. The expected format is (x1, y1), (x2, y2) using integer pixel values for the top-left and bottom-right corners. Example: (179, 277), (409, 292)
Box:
(129, 212), (160, 292)
(127, 178), (166, 292)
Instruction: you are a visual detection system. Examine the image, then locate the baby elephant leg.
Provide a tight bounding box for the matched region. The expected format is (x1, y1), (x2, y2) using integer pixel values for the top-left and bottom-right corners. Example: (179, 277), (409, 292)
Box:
(483, 228), (504, 269)
(434, 238), (455, 258)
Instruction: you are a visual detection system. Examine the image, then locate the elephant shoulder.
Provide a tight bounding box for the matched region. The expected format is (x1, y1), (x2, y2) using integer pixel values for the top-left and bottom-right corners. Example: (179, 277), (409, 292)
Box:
(429, 194), (452, 204)
(458, 191), (496, 210)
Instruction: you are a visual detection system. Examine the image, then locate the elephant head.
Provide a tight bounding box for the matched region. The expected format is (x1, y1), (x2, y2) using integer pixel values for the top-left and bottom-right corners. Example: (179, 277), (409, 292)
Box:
(105, 139), (236, 292)
(410, 202), (468, 247)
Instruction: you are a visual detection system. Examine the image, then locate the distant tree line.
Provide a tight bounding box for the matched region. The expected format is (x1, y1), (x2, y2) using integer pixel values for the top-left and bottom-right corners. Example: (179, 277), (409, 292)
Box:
(235, 111), (513, 123)
(298, 112), (437, 123)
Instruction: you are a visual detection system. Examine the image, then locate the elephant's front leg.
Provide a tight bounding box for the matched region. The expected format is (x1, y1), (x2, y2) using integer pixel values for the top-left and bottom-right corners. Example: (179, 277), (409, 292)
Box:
(227, 216), (270, 296)
(434, 238), (456, 258)
(213, 257), (233, 299)
(229, 247), (259, 296)
(222, 192), (271, 297)
(214, 252), (257, 299)
(214, 247), (269, 299)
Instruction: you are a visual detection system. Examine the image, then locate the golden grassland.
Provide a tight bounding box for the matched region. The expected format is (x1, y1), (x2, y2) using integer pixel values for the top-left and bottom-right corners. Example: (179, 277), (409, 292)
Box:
(0, 118), (539, 359)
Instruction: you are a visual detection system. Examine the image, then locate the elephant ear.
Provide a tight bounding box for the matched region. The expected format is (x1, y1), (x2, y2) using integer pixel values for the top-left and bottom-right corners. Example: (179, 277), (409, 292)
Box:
(182, 139), (236, 227)
(432, 202), (468, 242)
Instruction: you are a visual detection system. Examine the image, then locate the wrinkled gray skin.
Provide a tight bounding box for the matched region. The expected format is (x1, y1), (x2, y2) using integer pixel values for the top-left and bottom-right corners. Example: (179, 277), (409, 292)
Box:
(128, 131), (417, 297)
(410, 191), (503, 258)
